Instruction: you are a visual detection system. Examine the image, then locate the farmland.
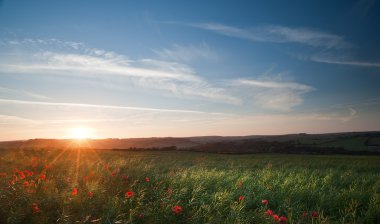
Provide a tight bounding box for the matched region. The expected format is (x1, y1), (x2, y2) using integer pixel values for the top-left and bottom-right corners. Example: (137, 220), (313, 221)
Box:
(0, 148), (380, 224)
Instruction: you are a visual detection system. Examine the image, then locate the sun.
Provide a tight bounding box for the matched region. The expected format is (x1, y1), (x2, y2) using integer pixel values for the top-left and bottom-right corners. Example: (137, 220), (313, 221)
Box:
(68, 127), (94, 139)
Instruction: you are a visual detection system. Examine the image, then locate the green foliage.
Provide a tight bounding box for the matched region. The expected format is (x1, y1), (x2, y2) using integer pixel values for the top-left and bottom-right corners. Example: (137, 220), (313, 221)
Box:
(0, 149), (379, 223)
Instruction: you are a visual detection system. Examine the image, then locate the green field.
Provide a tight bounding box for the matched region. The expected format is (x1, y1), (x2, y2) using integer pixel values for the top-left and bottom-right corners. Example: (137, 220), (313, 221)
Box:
(0, 149), (380, 224)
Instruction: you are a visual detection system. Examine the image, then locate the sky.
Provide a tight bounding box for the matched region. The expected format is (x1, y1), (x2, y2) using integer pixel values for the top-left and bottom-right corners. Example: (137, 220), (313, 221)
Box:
(0, 0), (380, 140)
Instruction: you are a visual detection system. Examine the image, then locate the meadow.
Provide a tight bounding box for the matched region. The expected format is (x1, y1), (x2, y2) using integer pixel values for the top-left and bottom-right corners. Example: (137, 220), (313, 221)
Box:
(0, 148), (379, 224)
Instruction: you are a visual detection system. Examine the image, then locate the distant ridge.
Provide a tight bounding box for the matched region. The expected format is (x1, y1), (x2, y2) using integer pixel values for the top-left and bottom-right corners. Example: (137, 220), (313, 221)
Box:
(1, 131), (379, 155)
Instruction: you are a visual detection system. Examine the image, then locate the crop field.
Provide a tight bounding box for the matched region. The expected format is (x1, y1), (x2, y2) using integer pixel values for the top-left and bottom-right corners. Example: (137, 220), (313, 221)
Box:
(0, 148), (379, 224)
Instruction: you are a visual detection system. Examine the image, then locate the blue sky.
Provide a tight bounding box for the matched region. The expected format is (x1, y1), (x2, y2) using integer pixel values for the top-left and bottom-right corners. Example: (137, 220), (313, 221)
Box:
(0, 0), (379, 140)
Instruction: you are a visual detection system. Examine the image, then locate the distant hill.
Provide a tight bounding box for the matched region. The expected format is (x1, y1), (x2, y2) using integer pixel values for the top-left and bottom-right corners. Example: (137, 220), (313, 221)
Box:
(0, 131), (379, 155)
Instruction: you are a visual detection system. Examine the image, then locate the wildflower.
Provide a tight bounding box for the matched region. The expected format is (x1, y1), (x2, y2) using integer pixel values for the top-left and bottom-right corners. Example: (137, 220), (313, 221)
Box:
(145, 177), (150, 182)
(238, 195), (245, 201)
(302, 211), (308, 218)
(18, 171), (26, 179)
(23, 181), (29, 187)
(172, 205), (183, 215)
(262, 199), (268, 205)
(88, 191), (94, 198)
(71, 187), (78, 196)
(265, 209), (274, 216)
(279, 216), (287, 223)
(138, 213), (143, 219)
(167, 188), (173, 195)
(125, 191), (134, 198)
(31, 203), (40, 213)
(273, 214), (280, 222)
(39, 174), (46, 180)
(83, 176), (89, 182)
(311, 211), (318, 218)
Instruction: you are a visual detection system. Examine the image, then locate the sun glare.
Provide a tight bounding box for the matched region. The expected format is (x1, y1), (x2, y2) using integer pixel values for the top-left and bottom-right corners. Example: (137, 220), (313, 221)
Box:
(68, 127), (94, 139)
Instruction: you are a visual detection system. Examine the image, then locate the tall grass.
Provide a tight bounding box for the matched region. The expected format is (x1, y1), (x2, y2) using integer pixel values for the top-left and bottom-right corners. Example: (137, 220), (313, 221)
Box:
(0, 149), (379, 223)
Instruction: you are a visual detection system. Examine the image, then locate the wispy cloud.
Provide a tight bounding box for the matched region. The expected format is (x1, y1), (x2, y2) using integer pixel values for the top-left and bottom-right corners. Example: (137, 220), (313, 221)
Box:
(230, 78), (315, 111)
(184, 23), (349, 48)
(0, 98), (231, 116)
(152, 42), (218, 62)
(310, 54), (380, 67)
(0, 39), (240, 105)
(0, 86), (50, 100)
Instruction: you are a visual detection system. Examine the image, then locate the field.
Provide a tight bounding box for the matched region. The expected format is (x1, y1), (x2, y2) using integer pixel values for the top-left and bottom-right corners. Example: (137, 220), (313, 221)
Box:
(0, 148), (380, 224)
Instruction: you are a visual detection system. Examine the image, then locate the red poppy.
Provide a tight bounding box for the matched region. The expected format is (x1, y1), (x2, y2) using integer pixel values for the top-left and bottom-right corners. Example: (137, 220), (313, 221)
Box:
(145, 177), (150, 182)
(138, 213), (143, 219)
(279, 216), (287, 223)
(238, 196), (245, 201)
(31, 203), (40, 213)
(71, 187), (78, 196)
(39, 174), (46, 180)
(88, 191), (94, 198)
(23, 181), (29, 187)
(262, 199), (268, 205)
(302, 211), (308, 217)
(265, 209), (274, 216)
(18, 171), (26, 179)
(311, 211), (318, 218)
(172, 205), (183, 215)
(273, 214), (280, 222)
(125, 191), (134, 198)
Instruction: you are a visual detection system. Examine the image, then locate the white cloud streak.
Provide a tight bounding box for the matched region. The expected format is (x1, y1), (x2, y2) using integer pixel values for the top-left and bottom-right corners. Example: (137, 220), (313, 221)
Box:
(0, 98), (228, 115)
(187, 23), (349, 48)
(0, 86), (50, 100)
(230, 79), (315, 111)
(0, 39), (240, 105)
(311, 55), (380, 67)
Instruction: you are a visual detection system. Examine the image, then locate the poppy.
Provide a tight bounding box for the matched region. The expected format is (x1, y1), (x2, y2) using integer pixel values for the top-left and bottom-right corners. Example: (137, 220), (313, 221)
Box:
(39, 174), (46, 180)
(145, 177), (150, 182)
(262, 199), (268, 205)
(31, 203), (40, 213)
(125, 191), (134, 198)
(172, 205), (183, 215)
(273, 214), (280, 222)
(138, 213), (143, 219)
(167, 188), (173, 195)
(23, 181), (29, 187)
(311, 211), (318, 218)
(265, 209), (274, 216)
(279, 216), (287, 223)
(88, 191), (94, 198)
(238, 196), (245, 201)
(18, 171), (26, 179)
(302, 211), (308, 217)
(72, 187), (78, 196)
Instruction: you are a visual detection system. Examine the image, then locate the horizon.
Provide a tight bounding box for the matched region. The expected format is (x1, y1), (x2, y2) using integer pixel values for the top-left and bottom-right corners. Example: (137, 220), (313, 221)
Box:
(1, 1), (380, 140)
(2, 130), (380, 142)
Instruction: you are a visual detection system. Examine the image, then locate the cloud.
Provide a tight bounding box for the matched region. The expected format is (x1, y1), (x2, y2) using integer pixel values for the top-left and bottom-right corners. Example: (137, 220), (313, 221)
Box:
(310, 54), (380, 67)
(230, 78), (315, 111)
(0, 98), (229, 115)
(152, 42), (218, 62)
(0, 39), (240, 105)
(0, 86), (50, 100)
(185, 23), (349, 48)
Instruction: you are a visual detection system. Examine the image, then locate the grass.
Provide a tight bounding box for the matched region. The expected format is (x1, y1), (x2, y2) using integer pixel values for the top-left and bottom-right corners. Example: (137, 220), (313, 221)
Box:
(0, 148), (380, 224)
